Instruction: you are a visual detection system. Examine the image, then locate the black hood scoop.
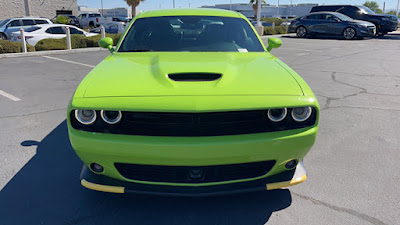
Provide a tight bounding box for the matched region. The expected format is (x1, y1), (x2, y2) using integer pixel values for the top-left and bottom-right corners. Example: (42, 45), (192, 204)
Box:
(168, 73), (222, 81)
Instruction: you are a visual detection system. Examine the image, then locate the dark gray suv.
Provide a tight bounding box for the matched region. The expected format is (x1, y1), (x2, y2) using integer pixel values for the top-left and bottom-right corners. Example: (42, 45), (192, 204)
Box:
(289, 12), (376, 40)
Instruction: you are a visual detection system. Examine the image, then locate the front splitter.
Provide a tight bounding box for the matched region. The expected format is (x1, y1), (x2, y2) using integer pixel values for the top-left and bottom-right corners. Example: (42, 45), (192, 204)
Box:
(80, 162), (307, 197)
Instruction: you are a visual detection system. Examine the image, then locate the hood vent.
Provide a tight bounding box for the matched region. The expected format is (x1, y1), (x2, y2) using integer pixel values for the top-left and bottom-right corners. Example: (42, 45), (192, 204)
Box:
(168, 73), (222, 82)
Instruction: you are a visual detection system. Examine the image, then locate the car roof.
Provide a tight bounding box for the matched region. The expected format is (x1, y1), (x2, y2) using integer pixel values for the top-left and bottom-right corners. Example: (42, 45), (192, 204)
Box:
(10, 17), (50, 20)
(308, 11), (345, 16)
(136, 8), (244, 19)
(34, 24), (80, 29)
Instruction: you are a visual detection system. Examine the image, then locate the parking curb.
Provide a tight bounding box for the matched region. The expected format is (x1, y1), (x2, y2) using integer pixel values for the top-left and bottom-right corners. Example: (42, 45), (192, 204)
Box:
(0, 47), (107, 59)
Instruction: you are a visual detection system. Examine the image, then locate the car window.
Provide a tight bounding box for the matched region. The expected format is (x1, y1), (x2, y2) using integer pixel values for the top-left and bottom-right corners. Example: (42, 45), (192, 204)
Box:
(306, 14), (321, 20)
(358, 6), (375, 14)
(22, 19), (36, 26)
(24, 26), (41, 32)
(0, 19), (10, 27)
(8, 20), (21, 27)
(321, 14), (335, 20)
(70, 27), (84, 34)
(89, 14), (101, 18)
(119, 16), (264, 52)
(46, 26), (66, 34)
(337, 6), (358, 18)
(35, 19), (48, 24)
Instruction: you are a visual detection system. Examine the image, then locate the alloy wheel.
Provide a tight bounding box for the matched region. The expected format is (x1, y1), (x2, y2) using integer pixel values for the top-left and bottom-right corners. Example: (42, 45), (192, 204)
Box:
(296, 27), (307, 38)
(343, 28), (356, 40)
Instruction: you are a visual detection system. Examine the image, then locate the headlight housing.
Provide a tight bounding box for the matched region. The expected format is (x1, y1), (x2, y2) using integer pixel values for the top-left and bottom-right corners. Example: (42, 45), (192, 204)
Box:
(75, 109), (96, 125)
(267, 108), (287, 122)
(382, 17), (390, 21)
(100, 110), (122, 124)
(291, 107), (312, 122)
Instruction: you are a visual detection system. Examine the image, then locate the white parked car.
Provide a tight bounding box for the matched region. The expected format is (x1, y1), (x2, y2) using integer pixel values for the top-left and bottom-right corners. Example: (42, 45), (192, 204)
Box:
(78, 13), (112, 27)
(10, 24), (97, 46)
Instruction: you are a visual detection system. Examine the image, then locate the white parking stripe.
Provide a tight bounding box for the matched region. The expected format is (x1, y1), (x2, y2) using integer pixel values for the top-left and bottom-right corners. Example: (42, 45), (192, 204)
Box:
(0, 90), (21, 101)
(43, 56), (95, 68)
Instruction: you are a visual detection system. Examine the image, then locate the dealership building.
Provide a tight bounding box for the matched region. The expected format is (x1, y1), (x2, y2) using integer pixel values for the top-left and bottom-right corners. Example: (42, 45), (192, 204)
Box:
(0, 0), (78, 20)
(201, 3), (317, 19)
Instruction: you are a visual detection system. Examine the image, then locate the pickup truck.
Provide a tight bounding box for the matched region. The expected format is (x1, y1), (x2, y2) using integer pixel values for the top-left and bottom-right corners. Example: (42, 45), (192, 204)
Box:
(78, 13), (112, 28)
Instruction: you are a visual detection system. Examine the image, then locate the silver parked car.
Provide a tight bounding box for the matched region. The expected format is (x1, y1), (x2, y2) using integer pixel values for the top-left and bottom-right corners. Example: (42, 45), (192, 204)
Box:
(0, 17), (52, 40)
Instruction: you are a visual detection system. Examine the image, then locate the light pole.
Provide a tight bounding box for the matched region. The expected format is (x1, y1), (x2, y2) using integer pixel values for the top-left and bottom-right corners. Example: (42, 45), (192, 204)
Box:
(101, 0), (104, 16)
(277, 0), (280, 18)
(230, 0), (232, 11)
(257, 0), (261, 26)
(173, 0), (175, 8)
(397, 0), (400, 17)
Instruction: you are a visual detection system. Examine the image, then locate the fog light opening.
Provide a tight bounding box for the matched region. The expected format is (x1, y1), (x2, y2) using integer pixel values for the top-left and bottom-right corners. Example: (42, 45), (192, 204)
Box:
(285, 159), (298, 170)
(90, 163), (104, 173)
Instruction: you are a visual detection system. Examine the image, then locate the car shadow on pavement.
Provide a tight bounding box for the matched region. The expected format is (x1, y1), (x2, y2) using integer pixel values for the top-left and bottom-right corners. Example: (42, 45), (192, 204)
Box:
(0, 121), (292, 225)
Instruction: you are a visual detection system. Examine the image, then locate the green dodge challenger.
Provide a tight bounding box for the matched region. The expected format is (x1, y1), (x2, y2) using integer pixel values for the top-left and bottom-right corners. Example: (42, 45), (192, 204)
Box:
(67, 8), (319, 195)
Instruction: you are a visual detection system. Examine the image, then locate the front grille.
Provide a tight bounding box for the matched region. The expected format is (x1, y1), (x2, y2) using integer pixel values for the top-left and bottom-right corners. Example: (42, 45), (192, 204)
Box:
(114, 161), (276, 183)
(70, 108), (317, 136)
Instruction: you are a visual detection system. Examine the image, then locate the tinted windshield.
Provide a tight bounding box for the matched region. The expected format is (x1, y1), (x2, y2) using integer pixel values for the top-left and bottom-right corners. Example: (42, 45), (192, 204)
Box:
(359, 6), (376, 14)
(119, 16), (264, 52)
(335, 13), (353, 21)
(0, 19), (10, 27)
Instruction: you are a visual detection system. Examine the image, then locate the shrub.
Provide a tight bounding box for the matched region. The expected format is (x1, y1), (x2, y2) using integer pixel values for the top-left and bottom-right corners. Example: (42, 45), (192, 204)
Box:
(70, 35), (88, 49)
(264, 27), (277, 35)
(35, 39), (67, 51)
(261, 18), (288, 26)
(34, 33), (123, 51)
(0, 40), (35, 54)
(263, 25), (288, 35)
(53, 15), (71, 25)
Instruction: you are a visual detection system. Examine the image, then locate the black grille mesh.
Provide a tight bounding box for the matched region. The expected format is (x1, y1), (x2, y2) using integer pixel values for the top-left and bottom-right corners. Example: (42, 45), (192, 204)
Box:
(114, 161), (276, 183)
(70, 108), (317, 136)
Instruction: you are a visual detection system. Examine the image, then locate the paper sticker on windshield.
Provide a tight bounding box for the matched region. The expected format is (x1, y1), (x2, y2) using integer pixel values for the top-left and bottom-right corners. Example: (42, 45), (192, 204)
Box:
(238, 49), (248, 52)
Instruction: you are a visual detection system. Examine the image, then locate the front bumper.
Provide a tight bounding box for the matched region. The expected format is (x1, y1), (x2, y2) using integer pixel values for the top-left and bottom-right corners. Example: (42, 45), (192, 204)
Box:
(80, 161), (307, 196)
(69, 124), (317, 187)
(358, 26), (376, 37)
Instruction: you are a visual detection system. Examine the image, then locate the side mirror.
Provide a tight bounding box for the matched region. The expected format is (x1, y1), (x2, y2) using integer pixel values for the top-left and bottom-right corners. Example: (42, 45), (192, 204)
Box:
(99, 37), (114, 53)
(266, 37), (282, 52)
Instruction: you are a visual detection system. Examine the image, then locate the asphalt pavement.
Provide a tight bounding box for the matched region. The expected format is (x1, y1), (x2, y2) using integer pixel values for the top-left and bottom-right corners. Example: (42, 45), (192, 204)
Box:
(0, 33), (399, 225)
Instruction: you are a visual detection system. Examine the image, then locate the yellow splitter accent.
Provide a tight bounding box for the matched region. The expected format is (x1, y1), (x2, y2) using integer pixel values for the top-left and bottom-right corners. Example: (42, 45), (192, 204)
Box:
(81, 179), (125, 194)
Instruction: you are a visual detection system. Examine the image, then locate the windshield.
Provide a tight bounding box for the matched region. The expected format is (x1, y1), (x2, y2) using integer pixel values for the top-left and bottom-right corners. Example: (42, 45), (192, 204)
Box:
(0, 19), (10, 27)
(359, 6), (376, 14)
(119, 16), (264, 52)
(335, 13), (353, 21)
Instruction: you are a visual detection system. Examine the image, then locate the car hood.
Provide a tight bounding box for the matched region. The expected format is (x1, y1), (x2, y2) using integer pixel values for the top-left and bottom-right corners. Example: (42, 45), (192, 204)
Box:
(349, 20), (375, 26)
(82, 52), (303, 98)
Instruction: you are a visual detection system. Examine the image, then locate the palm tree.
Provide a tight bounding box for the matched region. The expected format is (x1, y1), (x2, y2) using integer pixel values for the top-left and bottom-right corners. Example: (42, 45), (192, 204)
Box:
(124, 0), (146, 18)
(250, 0), (266, 21)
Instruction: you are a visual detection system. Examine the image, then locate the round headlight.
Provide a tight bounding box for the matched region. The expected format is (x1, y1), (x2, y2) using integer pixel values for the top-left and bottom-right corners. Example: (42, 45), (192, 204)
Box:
(291, 107), (312, 122)
(267, 108), (287, 122)
(100, 110), (122, 124)
(75, 109), (96, 125)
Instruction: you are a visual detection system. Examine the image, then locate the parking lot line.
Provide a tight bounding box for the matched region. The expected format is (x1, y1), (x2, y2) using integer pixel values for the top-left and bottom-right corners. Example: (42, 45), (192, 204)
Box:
(42, 56), (95, 68)
(0, 90), (21, 101)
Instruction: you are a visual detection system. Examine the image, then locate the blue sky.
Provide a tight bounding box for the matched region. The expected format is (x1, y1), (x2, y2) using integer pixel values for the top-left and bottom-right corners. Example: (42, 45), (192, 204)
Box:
(77, 0), (398, 12)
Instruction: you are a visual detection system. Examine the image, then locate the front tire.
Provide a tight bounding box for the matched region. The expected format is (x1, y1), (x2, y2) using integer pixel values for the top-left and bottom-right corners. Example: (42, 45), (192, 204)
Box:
(0, 33), (7, 40)
(296, 26), (307, 38)
(343, 27), (356, 40)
